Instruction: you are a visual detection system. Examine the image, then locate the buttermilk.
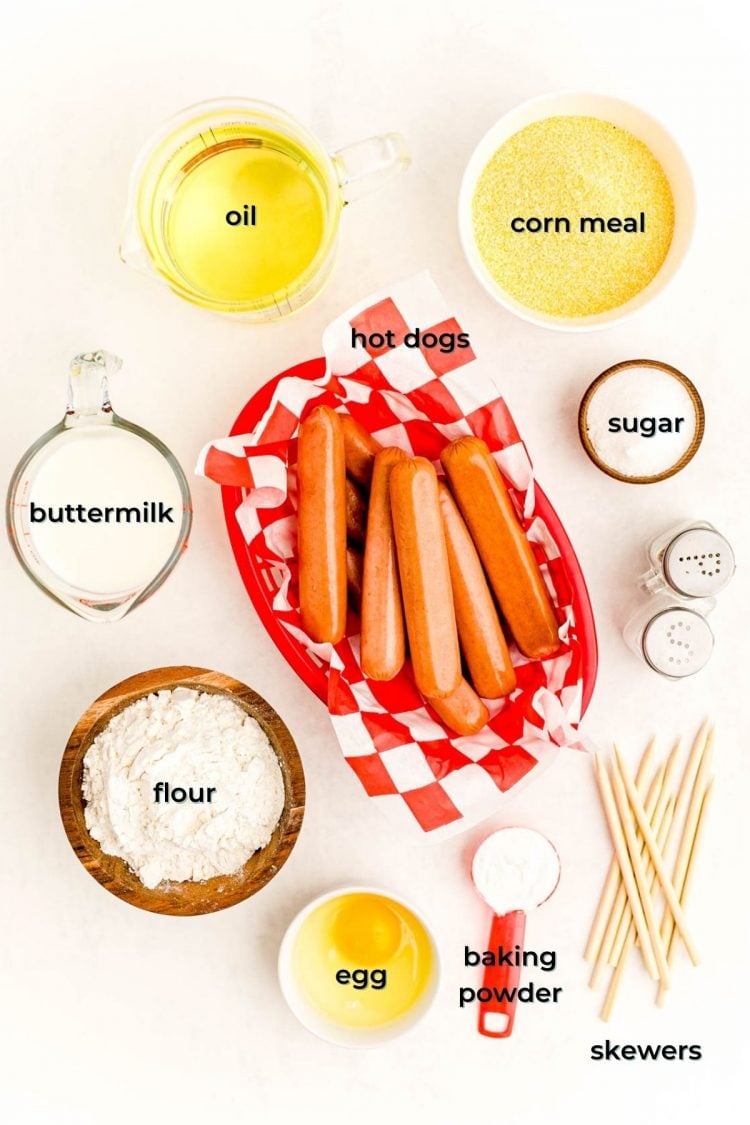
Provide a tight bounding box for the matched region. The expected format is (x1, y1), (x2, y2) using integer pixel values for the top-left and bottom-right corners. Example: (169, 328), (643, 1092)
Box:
(29, 500), (175, 524)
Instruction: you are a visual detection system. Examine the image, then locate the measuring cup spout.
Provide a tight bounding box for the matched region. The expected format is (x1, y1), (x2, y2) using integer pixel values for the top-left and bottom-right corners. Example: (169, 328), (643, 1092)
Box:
(119, 202), (155, 277)
(119, 236), (151, 274)
(66, 351), (121, 423)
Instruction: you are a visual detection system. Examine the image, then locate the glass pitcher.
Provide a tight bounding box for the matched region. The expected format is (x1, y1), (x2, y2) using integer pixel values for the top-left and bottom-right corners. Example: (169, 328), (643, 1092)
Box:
(6, 351), (192, 622)
(120, 98), (410, 319)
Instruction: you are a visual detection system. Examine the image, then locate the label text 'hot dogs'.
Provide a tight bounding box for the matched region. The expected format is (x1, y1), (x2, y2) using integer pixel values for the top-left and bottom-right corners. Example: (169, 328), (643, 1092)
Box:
(352, 327), (471, 354)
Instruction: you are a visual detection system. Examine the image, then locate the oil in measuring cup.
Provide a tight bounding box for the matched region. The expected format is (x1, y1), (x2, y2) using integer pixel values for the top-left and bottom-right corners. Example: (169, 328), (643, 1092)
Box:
(156, 126), (330, 306)
(121, 98), (409, 318)
(6, 351), (192, 622)
(126, 104), (339, 315)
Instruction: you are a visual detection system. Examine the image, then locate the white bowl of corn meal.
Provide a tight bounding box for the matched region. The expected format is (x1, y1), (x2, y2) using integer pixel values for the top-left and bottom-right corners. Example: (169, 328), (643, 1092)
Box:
(459, 93), (695, 331)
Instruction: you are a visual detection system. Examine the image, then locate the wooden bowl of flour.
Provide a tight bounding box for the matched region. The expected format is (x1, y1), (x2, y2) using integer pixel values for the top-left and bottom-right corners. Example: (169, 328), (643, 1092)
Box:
(59, 666), (305, 916)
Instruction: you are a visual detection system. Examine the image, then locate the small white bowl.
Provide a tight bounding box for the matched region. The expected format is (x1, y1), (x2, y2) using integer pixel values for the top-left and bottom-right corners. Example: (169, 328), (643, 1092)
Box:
(277, 885), (440, 1047)
(458, 92), (696, 332)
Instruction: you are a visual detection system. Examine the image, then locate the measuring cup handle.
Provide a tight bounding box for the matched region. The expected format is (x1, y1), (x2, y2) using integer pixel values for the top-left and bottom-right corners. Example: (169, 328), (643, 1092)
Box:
(332, 134), (410, 204)
(477, 910), (527, 1039)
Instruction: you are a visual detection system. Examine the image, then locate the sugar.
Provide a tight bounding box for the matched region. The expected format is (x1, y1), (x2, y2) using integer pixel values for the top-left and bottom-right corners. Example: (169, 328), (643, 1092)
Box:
(584, 365), (697, 479)
(472, 116), (675, 318)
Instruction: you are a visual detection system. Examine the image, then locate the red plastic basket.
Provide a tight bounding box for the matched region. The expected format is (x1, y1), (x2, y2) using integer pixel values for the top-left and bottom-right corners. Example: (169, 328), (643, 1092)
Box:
(220, 358), (598, 714)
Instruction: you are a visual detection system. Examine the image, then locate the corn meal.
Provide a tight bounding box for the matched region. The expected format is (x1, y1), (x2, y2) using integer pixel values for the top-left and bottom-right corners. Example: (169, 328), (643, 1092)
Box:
(472, 116), (675, 317)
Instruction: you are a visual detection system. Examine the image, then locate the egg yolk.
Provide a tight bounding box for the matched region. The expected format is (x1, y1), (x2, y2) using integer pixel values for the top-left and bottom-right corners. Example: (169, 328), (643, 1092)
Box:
(291, 892), (434, 1030)
(331, 897), (403, 965)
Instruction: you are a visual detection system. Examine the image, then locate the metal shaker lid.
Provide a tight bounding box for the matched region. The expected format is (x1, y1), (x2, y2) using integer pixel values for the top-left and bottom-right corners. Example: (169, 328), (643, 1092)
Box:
(663, 527), (735, 598)
(642, 607), (714, 678)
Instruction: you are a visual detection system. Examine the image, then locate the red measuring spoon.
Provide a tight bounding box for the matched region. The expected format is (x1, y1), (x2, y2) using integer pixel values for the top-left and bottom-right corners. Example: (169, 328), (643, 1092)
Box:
(471, 827), (560, 1039)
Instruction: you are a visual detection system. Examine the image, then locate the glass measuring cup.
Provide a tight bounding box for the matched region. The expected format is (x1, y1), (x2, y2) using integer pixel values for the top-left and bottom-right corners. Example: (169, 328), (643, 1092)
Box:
(121, 98), (410, 319)
(6, 351), (192, 622)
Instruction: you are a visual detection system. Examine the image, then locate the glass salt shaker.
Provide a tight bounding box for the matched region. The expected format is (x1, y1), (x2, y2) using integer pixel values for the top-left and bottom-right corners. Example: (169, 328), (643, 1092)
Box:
(623, 595), (715, 680)
(640, 520), (735, 600)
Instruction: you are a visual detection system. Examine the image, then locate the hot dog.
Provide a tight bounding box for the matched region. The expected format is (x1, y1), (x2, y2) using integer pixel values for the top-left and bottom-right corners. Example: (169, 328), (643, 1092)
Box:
(361, 448), (407, 681)
(346, 547), (364, 609)
(440, 437), (560, 660)
(341, 415), (381, 487)
(389, 457), (461, 698)
(297, 405), (347, 643)
(438, 483), (517, 698)
(427, 679), (490, 737)
(345, 478), (367, 545)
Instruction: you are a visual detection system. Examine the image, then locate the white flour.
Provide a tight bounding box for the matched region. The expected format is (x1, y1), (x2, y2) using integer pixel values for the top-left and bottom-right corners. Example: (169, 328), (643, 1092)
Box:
(472, 827), (560, 915)
(82, 688), (285, 888)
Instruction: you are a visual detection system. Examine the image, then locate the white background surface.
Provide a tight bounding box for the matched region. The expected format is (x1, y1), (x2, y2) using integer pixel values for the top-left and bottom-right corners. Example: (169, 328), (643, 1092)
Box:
(1, 1), (748, 1121)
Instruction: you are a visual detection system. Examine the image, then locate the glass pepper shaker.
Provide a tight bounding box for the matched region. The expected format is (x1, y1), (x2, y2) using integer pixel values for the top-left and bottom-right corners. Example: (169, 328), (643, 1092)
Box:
(640, 520), (735, 600)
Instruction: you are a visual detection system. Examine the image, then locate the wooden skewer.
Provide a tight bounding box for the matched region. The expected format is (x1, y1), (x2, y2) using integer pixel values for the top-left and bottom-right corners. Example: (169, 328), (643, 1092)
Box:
(589, 763), (665, 989)
(601, 794), (676, 1021)
(671, 720), (710, 829)
(656, 774), (714, 1008)
(614, 747), (700, 966)
(610, 760), (671, 987)
(684, 779), (714, 899)
(660, 727), (713, 940)
(609, 740), (682, 966)
(605, 761), (668, 968)
(647, 719), (708, 965)
(584, 740), (655, 963)
(592, 755), (659, 980)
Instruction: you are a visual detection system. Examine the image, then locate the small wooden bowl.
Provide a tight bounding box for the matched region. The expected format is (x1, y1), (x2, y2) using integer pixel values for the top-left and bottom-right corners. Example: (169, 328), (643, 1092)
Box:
(578, 358), (705, 484)
(59, 666), (305, 916)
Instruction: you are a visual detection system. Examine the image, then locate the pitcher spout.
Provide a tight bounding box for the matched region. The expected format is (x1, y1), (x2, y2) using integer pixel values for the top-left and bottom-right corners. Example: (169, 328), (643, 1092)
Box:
(66, 350), (122, 422)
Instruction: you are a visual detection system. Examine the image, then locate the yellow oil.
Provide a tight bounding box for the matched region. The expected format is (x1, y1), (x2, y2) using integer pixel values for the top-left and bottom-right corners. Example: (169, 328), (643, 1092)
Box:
(136, 125), (332, 309)
(292, 893), (434, 1029)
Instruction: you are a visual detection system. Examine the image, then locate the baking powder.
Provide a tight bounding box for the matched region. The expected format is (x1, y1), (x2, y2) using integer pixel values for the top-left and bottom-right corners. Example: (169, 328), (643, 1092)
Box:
(472, 827), (560, 915)
(82, 688), (285, 888)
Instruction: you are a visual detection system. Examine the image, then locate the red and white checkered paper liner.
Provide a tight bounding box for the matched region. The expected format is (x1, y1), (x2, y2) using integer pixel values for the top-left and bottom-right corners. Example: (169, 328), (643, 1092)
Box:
(198, 273), (588, 840)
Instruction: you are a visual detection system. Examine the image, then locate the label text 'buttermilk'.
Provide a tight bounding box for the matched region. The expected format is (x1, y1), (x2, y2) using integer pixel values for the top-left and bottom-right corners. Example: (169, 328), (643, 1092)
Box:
(30, 501), (175, 524)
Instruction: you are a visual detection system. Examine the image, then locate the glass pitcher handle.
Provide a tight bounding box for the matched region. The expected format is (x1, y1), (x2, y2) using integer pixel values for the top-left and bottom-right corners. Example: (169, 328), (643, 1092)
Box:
(65, 350), (122, 426)
(331, 133), (410, 204)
